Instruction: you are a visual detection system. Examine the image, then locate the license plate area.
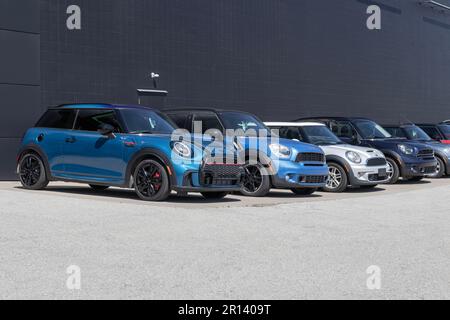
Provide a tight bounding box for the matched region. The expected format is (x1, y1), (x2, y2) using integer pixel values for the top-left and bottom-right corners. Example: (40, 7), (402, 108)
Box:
(378, 168), (387, 177)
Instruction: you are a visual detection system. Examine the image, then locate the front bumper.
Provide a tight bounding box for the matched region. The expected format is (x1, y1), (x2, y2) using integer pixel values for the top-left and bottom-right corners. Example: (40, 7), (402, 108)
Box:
(348, 164), (390, 186)
(402, 160), (438, 178)
(270, 160), (329, 189)
(174, 162), (244, 193)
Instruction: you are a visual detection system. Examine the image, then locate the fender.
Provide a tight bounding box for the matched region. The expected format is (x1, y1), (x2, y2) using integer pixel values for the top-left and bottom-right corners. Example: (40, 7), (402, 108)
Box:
(126, 148), (177, 187)
(380, 150), (404, 167)
(17, 143), (54, 180)
(325, 155), (352, 174)
(434, 151), (450, 174)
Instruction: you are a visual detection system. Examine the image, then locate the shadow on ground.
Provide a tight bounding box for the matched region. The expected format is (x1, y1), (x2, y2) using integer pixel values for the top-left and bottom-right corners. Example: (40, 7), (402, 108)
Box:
(15, 186), (242, 204)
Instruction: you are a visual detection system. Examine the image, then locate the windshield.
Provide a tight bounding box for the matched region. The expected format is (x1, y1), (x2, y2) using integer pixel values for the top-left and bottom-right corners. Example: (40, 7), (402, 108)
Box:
(120, 109), (177, 134)
(219, 112), (270, 135)
(438, 124), (450, 138)
(353, 120), (392, 139)
(403, 126), (432, 141)
(300, 126), (343, 145)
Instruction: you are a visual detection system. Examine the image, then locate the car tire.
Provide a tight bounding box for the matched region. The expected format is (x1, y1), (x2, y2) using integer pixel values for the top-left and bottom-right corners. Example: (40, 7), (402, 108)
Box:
(291, 188), (317, 196)
(18, 153), (49, 190)
(89, 185), (110, 191)
(201, 192), (228, 200)
(428, 157), (445, 179)
(134, 159), (171, 201)
(240, 163), (271, 197)
(322, 162), (348, 193)
(385, 158), (400, 184)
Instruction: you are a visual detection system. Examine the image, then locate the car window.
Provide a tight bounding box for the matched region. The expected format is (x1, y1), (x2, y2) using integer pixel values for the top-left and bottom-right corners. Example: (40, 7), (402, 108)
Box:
(74, 109), (122, 133)
(120, 109), (176, 134)
(330, 121), (356, 138)
(218, 112), (269, 133)
(299, 125), (342, 145)
(279, 127), (303, 141)
(385, 127), (407, 138)
(35, 109), (76, 129)
(421, 126), (441, 140)
(438, 125), (450, 139)
(352, 120), (391, 139)
(166, 112), (191, 131)
(193, 113), (224, 134)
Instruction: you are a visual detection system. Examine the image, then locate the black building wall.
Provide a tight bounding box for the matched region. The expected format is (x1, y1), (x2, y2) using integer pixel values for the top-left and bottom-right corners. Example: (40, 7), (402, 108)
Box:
(0, 0), (41, 179)
(40, 0), (450, 123)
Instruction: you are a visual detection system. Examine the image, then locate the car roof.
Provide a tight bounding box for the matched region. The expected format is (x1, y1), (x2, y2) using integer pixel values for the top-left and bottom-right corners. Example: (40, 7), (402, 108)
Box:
(163, 107), (257, 116)
(54, 103), (157, 111)
(265, 122), (326, 127)
(294, 116), (373, 122)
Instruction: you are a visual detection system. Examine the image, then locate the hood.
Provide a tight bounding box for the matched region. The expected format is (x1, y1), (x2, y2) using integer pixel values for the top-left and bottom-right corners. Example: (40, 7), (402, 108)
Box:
(321, 144), (385, 159)
(364, 138), (432, 152)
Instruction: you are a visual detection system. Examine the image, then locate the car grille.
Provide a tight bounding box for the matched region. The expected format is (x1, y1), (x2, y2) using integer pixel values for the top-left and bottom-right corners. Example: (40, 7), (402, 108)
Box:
(417, 149), (435, 160)
(368, 174), (386, 182)
(201, 163), (243, 186)
(422, 166), (436, 174)
(367, 158), (387, 166)
(296, 153), (325, 163)
(299, 175), (328, 184)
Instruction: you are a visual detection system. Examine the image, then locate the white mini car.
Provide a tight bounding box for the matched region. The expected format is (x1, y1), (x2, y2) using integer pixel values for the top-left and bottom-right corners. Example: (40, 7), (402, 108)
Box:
(265, 122), (390, 192)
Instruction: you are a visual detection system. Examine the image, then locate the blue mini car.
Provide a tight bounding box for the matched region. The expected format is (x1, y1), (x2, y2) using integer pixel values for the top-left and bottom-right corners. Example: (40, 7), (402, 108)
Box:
(17, 104), (244, 201)
(383, 124), (450, 178)
(297, 117), (438, 184)
(164, 108), (329, 196)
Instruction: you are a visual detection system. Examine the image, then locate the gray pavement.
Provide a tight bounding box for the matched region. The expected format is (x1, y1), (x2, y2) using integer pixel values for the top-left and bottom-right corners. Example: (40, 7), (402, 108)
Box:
(0, 179), (449, 300)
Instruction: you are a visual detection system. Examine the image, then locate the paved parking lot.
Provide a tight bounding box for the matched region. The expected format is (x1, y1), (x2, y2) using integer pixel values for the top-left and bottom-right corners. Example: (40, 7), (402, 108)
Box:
(1, 179), (450, 299)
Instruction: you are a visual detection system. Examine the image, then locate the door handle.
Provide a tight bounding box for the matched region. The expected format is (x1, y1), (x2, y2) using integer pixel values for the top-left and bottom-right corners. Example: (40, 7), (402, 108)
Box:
(65, 137), (76, 143)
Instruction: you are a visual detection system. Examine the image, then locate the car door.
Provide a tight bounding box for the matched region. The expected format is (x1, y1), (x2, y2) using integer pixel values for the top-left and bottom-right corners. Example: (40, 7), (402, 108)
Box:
(34, 108), (77, 175)
(62, 109), (126, 184)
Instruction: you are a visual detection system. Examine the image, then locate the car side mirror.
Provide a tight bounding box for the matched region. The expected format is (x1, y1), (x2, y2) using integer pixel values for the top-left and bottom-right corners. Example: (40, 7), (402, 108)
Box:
(98, 124), (115, 137)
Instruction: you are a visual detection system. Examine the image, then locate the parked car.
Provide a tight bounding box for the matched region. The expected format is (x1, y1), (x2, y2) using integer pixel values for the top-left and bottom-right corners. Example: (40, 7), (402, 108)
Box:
(295, 117), (437, 184)
(17, 104), (244, 201)
(265, 122), (390, 192)
(416, 123), (450, 144)
(383, 124), (450, 178)
(164, 108), (329, 196)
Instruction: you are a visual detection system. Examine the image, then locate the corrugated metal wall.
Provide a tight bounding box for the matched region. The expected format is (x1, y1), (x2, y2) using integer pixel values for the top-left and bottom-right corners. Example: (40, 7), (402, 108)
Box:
(40, 0), (450, 124)
(0, 0), (41, 179)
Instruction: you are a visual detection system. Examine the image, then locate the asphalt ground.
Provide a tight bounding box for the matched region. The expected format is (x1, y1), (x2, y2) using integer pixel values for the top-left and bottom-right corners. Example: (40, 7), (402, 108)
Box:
(0, 178), (449, 299)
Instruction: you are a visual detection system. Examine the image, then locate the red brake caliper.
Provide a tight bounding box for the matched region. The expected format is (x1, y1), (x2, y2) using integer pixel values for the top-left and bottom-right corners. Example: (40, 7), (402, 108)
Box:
(153, 171), (161, 191)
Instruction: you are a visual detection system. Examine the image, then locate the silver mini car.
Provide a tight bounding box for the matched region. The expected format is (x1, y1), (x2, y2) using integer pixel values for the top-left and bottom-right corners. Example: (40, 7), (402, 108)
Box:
(265, 122), (390, 192)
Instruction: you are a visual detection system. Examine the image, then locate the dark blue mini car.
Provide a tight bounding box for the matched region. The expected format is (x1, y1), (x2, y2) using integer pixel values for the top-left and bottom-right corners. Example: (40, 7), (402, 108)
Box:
(17, 104), (244, 201)
(296, 117), (437, 184)
(383, 124), (450, 178)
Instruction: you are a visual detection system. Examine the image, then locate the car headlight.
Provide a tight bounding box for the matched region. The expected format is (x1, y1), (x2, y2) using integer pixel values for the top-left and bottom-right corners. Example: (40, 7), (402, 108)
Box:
(172, 142), (192, 158)
(398, 144), (416, 155)
(346, 151), (362, 164)
(269, 144), (291, 159)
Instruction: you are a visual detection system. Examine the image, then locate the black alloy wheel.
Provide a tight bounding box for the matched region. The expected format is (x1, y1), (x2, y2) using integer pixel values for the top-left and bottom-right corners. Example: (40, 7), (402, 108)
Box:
(240, 164), (271, 197)
(18, 153), (49, 190)
(134, 160), (170, 201)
